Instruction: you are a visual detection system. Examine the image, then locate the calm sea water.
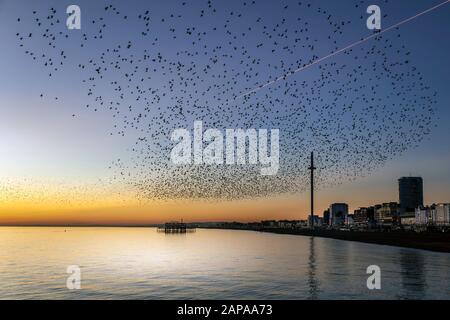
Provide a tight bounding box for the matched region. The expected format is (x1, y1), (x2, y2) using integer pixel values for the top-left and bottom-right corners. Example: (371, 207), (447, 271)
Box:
(0, 227), (449, 300)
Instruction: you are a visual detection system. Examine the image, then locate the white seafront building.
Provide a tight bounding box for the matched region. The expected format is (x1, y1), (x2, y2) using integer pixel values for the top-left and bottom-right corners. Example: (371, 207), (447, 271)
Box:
(415, 204), (450, 226)
(432, 203), (450, 226)
(415, 206), (431, 225)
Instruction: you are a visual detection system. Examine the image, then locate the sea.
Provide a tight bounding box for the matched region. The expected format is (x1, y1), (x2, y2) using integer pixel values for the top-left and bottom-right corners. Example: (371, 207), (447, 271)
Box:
(0, 227), (449, 299)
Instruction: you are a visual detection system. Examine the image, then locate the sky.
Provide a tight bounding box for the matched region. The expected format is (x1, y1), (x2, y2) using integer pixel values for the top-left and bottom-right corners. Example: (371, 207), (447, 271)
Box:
(0, 0), (449, 225)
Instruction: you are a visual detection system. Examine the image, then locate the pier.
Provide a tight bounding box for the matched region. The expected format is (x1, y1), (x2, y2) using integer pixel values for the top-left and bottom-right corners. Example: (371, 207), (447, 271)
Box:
(158, 221), (196, 233)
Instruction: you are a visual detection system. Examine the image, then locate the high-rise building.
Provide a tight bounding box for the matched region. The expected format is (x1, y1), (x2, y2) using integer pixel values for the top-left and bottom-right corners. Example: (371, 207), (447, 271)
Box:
(329, 203), (348, 227)
(323, 209), (330, 225)
(398, 177), (423, 214)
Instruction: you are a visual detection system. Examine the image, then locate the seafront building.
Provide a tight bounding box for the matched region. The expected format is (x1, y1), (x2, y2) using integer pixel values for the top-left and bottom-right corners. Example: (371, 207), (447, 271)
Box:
(226, 177), (449, 232)
(329, 203), (349, 227)
(399, 177), (423, 214)
(413, 204), (450, 226)
(323, 209), (330, 225)
(375, 202), (399, 225)
(353, 207), (377, 230)
(415, 206), (433, 225)
(308, 215), (323, 227)
(432, 203), (450, 225)
(323, 177), (448, 230)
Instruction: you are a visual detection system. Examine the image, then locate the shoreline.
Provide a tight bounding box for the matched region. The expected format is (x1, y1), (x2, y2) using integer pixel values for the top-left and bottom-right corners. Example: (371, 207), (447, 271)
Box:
(201, 227), (450, 253)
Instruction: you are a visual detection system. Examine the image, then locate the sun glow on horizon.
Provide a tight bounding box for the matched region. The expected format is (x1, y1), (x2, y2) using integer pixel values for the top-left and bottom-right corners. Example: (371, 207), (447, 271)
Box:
(0, 175), (309, 224)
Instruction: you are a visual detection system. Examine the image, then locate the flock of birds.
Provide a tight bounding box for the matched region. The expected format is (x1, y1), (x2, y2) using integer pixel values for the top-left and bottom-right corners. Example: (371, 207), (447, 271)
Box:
(14, 0), (437, 202)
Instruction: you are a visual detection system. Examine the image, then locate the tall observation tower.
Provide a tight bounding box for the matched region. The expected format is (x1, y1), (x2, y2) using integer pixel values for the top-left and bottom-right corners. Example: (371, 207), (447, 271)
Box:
(308, 152), (316, 229)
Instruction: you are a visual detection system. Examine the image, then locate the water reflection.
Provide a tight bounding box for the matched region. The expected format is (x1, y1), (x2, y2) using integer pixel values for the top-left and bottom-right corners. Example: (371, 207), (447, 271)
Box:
(0, 227), (448, 299)
(307, 236), (319, 299)
(399, 249), (426, 299)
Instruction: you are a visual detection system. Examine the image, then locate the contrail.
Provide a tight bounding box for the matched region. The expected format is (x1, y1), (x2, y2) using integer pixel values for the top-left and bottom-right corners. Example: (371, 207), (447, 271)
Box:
(236, 0), (450, 99)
